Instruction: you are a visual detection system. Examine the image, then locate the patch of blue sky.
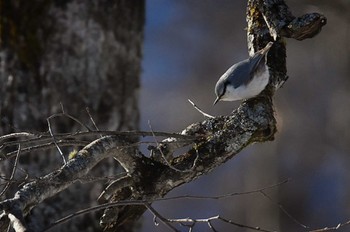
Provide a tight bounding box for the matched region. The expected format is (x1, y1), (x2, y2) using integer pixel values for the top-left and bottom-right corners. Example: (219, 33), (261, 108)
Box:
(142, 1), (206, 85)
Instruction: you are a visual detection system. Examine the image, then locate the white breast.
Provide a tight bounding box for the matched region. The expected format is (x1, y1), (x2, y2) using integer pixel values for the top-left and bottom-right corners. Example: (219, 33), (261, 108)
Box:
(221, 68), (269, 101)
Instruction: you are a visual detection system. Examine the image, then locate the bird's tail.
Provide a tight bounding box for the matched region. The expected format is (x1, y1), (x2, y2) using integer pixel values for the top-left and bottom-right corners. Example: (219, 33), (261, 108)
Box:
(259, 41), (274, 55)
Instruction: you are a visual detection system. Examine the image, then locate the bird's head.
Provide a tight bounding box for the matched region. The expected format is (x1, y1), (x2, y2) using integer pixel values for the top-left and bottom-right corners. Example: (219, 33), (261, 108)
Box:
(213, 79), (226, 105)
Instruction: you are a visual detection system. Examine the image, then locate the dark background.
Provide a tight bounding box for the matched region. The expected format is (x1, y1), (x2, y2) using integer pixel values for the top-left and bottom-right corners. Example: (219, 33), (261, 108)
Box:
(140, 0), (350, 231)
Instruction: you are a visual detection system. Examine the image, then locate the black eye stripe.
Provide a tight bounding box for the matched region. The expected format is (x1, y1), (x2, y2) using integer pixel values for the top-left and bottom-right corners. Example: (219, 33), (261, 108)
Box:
(222, 82), (228, 97)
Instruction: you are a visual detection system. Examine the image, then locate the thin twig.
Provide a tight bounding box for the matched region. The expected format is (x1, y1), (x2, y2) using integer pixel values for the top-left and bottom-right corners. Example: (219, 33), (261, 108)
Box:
(155, 179), (290, 202)
(60, 102), (64, 113)
(153, 215), (159, 226)
(145, 203), (180, 232)
(208, 220), (218, 232)
(86, 107), (103, 138)
(97, 175), (132, 202)
(78, 173), (128, 184)
(61, 103), (93, 131)
(0, 145), (21, 197)
(148, 121), (194, 173)
(40, 194), (286, 232)
(44, 200), (180, 232)
(46, 117), (66, 164)
(189, 146), (200, 170)
(42, 195), (281, 232)
(218, 215), (277, 232)
(308, 220), (350, 232)
(48, 112), (92, 131)
(43, 201), (148, 231)
(3, 140), (88, 160)
(167, 215), (276, 232)
(259, 190), (308, 229)
(0, 132), (37, 144)
(188, 99), (214, 118)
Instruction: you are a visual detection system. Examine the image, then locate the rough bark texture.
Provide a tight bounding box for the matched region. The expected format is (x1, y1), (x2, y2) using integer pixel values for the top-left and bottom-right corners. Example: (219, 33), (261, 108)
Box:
(0, 0), (144, 231)
(0, 0), (142, 133)
(0, 0), (326, 232)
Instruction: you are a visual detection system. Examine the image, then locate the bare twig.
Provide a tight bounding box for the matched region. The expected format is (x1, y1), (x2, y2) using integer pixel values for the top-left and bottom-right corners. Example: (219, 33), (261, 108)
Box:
(208, 220), (218, 232)
(188, 99), (214, 118)
(167, 215), (277, 232)
(46, 112), (91, 131)
(156, 179), (290, 202)
(0, 145), (21, 197)
(2, 140), (88, 160)
(58, 104), (93, 131)
(218, 215), (277, 232)
(39, 179), (289, 232)
(259, 190), (308, 229)
(308, 220), (350, 232)
(0, 132), (37, 144)
(46, 117), (66, 164)
(50, 201), (182, 232)
(148, 121), (194, 173)
(145, 203), (180, 232)
(155, 179), (305, 231)
(43, 199), (278, 232)
(97, 175), (132, 202)
(86, 107), (102, 138)
(78, 173), (128, 184)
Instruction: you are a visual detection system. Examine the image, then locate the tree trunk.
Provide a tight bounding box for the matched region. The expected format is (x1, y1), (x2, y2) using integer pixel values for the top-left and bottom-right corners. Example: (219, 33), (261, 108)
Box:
(0, 0), (144, 231)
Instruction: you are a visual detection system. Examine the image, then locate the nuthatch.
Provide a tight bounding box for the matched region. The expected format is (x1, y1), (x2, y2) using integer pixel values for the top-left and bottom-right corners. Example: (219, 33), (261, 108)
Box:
(213, 42), (273, 105)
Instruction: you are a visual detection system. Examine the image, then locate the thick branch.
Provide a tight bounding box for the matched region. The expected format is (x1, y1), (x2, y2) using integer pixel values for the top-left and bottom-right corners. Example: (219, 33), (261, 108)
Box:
(99, 95), (276, 230)
(0, 136), (133, 231)
(166, 96), (276, 184)
(247, 0), (326, 90)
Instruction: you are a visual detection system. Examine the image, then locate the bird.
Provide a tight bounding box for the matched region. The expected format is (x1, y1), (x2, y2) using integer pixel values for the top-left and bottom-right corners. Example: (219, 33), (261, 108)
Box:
(213, 42), (273, 105)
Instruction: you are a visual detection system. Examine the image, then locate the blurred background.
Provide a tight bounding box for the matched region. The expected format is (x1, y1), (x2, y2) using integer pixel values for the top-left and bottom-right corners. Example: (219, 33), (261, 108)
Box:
(140, 0), (350, 231)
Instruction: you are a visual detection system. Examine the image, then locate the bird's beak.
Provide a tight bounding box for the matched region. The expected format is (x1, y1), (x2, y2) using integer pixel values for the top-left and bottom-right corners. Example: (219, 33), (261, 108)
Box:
(213, 97), (220, 105)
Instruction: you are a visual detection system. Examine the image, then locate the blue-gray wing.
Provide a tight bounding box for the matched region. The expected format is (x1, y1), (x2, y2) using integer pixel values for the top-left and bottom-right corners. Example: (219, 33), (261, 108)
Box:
(247, 42), (273, 79)
(224, 59), (254, 88)
(248, 52), (266, 77)
(225, 42), (272, 88)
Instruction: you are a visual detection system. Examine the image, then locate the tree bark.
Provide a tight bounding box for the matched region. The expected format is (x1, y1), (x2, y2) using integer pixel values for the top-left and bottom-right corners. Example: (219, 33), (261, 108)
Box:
(0, 1), (144, 231)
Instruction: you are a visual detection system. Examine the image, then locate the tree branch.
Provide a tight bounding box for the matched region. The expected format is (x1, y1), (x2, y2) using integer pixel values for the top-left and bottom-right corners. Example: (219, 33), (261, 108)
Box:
(100, 0), (326, 229)
(0, 136), (133, 231)
(0, 0), (327, 231)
